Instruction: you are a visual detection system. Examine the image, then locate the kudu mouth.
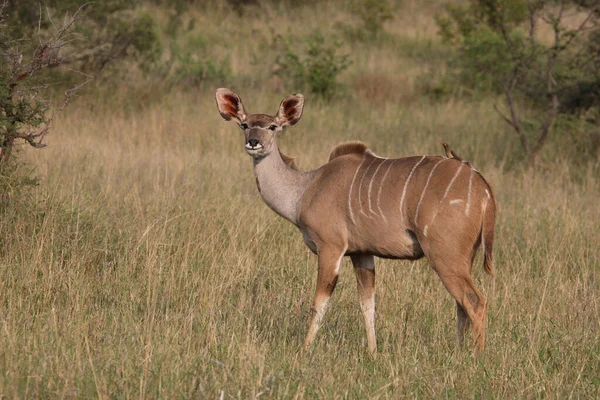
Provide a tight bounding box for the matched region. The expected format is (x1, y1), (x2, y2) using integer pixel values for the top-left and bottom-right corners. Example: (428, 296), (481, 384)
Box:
(245, 140), (265, 157)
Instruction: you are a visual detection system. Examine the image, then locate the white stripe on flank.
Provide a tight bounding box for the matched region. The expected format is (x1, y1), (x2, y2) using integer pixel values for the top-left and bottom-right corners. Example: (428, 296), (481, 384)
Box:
(466, 169), (474, 216)
(376, 159), (399, 223)
(415, 158), (449, 224)
(399, 156), (426, 217)
(367, 159), (386, 216)
(358, 158), (376, 217)
(348, 159), (365, 225)
(450, 199), (464, 205)
(429, 163), (464, 226)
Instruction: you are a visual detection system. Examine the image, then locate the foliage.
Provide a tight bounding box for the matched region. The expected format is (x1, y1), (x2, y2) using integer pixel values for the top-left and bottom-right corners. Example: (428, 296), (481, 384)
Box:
(172, 52), (233, 88)
(436, 0), (600, 164)
(5, 0), (162, 75)
(275, 32), (351, 98)
(0, 2), (91, 182)
(351, 0), (394, 39)
(336, 0), (394, 42)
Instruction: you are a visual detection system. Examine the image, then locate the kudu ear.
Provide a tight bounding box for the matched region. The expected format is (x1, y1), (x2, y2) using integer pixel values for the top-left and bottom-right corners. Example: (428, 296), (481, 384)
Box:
(215, 88), (247, 124)
(275, 94), (304, 128)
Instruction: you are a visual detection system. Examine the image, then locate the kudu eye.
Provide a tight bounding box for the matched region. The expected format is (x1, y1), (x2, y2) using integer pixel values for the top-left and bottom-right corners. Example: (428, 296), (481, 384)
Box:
(240, 123), (248, 129)
(269, 125), (277, 131)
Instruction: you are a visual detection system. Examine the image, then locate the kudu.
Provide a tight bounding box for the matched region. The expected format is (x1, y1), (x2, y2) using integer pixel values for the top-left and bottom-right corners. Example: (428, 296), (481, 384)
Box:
(215, 88), (496, 354)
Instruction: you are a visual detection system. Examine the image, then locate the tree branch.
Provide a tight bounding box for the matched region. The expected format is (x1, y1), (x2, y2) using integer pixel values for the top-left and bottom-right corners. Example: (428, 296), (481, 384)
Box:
(496, 81), (529, 156)
(16, 70), (93, 149)
(531, 93), (559, 160)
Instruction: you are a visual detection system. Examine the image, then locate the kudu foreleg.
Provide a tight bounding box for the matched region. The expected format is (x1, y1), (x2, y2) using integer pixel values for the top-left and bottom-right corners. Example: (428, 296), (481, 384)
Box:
(351, 254), (377, 355)
(303, 246), (345, 349)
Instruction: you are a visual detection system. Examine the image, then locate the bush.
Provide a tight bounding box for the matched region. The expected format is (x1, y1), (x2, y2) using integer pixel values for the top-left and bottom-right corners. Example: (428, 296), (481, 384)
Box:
(5, 0), (163, 76)
(436, 0), (600, 165)
(275, 32), (351, 98)
(0, 2), (90, 194)
(172, 54), (233, 88)
(352, 0), (394, 39)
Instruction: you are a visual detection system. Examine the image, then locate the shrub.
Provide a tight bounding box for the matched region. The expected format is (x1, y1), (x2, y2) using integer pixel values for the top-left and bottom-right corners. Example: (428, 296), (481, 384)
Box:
(5, 0), (163, 76)
(436, 0), (600, 165)
(275, 32), (351, 98)
(0, 2), (90, 195)
(172, 54), (233, 88)
(352, 0), (394, 39)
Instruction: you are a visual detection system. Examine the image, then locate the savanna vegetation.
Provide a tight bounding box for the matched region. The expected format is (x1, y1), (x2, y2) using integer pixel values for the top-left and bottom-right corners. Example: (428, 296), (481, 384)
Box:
(0, 0), (598, 398)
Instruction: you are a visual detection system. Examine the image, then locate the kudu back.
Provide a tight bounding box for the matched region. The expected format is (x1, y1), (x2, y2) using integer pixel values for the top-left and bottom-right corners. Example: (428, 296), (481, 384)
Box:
(215, 88), (496, 354)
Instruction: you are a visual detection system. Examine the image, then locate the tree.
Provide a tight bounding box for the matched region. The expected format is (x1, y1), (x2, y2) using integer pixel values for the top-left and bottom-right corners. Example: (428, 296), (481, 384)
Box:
(4, 0), (162, 74)
(437, 0), (600, 165)
(0, 2), (91, 166)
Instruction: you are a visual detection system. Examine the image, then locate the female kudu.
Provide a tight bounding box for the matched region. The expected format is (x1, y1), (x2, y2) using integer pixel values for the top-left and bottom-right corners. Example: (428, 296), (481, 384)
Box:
(215, 88), (496, 354)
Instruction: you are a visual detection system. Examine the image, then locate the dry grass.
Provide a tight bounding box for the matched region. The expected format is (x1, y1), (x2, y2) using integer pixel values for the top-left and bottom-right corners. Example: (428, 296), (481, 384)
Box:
(0, 1), (599, 398)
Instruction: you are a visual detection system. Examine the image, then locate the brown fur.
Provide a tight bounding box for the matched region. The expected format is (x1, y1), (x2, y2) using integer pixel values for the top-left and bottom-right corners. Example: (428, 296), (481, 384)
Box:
(216, 88), (497, 355)
(279, 150), (298, 170)
(328, 141), (368, 161)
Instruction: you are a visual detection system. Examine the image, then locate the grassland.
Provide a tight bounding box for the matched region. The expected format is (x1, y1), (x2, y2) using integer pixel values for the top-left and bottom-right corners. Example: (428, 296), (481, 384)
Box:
(0, 1), (599, 398)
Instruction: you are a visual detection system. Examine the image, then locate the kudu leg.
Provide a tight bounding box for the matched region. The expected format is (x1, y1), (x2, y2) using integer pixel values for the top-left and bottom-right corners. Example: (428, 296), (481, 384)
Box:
(350, 254), (377, 354)
(436, 269), (487, 353)
(456, 301), (471, 346)
(303, 246), (345, 349)
(428, 253), (487, 353)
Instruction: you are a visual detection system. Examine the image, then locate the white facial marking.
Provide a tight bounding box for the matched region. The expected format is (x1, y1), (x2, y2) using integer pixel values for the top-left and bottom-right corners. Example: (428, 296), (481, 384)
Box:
(348, 160), (365, 225)
(376, 159), (399, 223)
(466, 169), (474, 216)
(367, 159), (386, 216)
(450, 199), (464, 205)
(415, 158), (449, 224)
(399, 156), (426, 217)
(358, 158), (376, 217)
(429, 163), (465, 227)
(245, 143), (264, 150)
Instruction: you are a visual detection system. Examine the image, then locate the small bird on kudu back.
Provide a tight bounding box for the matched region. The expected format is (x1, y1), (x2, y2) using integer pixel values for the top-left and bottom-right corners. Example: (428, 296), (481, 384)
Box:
(441, 141), (462, 161)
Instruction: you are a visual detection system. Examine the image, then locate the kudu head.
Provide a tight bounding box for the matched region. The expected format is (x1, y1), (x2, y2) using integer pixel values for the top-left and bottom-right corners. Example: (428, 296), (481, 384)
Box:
(215, 88), (304, 159)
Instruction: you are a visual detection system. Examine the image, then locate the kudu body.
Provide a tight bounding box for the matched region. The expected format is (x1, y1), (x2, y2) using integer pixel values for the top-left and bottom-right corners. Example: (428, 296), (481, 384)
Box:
(215, 88), (496, 354)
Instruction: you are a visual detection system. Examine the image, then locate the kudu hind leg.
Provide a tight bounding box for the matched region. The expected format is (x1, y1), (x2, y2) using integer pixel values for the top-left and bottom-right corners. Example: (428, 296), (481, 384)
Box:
(436, 267), (487, 353)
(351, 254), (377, 354)
(303, 246), (345, 349)
(430, 258), (487, 353)
(456, 301), (471, 346)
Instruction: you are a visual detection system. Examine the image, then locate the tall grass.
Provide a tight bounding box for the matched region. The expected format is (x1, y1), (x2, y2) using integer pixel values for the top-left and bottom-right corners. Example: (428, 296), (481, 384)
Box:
(0, 1), (598, 398)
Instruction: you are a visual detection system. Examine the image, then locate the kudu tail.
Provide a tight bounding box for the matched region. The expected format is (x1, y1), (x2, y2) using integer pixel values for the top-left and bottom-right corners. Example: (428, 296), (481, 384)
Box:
(481, 191), (496, 276)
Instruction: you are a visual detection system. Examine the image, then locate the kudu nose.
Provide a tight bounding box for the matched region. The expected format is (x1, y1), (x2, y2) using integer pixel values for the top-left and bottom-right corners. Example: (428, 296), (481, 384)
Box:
(247, 139), (260, 148)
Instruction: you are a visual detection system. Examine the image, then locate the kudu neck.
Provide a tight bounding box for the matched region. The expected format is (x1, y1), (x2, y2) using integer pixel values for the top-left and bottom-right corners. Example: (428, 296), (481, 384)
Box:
(252, 143), (314, 225)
